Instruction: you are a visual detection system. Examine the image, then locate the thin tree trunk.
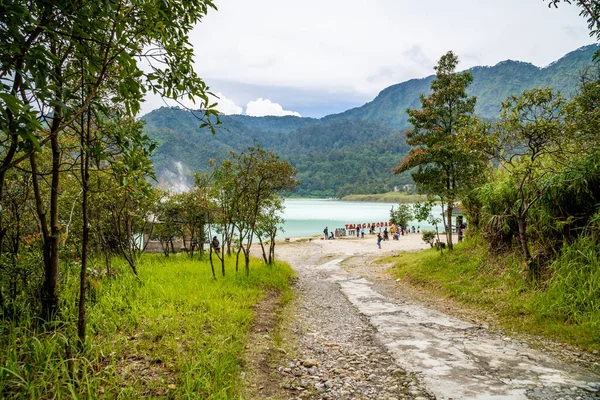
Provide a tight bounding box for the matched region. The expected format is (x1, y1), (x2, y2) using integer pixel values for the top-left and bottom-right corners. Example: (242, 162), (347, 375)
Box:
(446, 203), (454, 251)
(269, 231), (276, 264)
(258, 235), (268, 264)
(517, 215), (531, 263)
(208, 246), (216, 280)
(77, 122), (90, 346)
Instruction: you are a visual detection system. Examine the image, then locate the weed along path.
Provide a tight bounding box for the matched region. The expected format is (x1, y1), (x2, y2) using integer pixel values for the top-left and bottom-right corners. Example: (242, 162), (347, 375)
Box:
(267, 236), (600, 400)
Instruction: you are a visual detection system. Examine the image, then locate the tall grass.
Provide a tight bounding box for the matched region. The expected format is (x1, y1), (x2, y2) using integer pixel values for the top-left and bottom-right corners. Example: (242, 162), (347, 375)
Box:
(0, 254), (293, 399)
(391, 237), (600, 350)
(533, 234), (600, 342)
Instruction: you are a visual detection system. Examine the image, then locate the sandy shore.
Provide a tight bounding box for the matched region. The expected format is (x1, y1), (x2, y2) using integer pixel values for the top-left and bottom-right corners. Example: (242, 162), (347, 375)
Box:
(282, 232), (435, 256)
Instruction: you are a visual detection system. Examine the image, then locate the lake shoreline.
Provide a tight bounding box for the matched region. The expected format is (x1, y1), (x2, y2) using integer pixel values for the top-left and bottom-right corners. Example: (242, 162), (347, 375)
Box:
(286, 193), (428, 203)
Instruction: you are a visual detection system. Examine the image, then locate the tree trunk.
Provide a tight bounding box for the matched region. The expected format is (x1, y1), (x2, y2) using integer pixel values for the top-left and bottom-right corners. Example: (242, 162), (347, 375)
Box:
(269, 230), (277, 264)
(446, 204), (454, 251)
(221, 244), (226, 277)
(77, 103), (91, 346)
(33, 133), (62, 321)
(208, 247), (216, 280)
(245, 251), (250, 276)
(516, 215), (531, 263)
(258, 235), (268, 264)
(78, 137), (89, 346)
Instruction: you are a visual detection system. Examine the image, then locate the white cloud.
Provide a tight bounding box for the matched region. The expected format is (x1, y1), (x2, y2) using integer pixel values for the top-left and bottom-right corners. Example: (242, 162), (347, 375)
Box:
(190, 1), (592, 97)
(245, 98), (301, 117)
(137, 0), (594, 118)
(210, 92), (243, 115)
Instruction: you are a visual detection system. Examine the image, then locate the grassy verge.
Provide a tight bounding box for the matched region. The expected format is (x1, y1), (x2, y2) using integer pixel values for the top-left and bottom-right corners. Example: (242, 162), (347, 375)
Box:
(0, 254), (294, 399)
(389, 237), (600, 351)
(341, 193), (428, 203)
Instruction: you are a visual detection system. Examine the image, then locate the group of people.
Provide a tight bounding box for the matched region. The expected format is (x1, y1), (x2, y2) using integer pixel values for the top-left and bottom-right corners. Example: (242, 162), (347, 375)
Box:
(323, 227), (336, 240)
(324, 224), (421, 249)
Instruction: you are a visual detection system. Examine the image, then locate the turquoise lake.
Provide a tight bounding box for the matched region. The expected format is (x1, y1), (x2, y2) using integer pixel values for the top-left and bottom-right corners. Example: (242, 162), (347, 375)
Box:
(278, 198), (442, 239)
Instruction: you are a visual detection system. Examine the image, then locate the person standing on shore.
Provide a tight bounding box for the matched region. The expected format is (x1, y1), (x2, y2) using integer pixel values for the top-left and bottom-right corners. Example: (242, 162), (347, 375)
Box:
(377, 233), (382, 249)
(361, 227), (365, 239)
(324, 226), (328, 240)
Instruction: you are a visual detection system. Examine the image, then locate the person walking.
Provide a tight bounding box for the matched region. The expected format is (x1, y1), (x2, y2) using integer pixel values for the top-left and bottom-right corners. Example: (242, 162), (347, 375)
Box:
(377, 233), (382, 249)
(361, 227), (365, 239)
(212, 236), (220, 252)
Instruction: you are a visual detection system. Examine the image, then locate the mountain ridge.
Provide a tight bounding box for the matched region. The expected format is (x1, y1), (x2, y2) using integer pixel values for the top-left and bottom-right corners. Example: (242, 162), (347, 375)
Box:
(143, 44), (600, 197)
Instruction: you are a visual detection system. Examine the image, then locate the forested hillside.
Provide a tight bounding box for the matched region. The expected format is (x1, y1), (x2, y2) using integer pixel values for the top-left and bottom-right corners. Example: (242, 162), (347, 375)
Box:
(326, 44), (600, 127)
(143, 44), (599, 197)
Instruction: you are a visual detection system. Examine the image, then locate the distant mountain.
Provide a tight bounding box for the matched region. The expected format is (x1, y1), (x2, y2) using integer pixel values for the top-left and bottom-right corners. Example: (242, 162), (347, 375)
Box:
(143, 44), (599, 197)
(325, 44), (600, 128)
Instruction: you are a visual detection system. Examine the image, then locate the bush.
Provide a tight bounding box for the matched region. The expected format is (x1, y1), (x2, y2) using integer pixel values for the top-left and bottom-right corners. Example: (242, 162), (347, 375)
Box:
(422, 230), (436, 247)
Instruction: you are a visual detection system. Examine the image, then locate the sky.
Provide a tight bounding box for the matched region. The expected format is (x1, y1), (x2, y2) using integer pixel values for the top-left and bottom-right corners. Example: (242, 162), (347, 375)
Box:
(139, 0), (595, 118)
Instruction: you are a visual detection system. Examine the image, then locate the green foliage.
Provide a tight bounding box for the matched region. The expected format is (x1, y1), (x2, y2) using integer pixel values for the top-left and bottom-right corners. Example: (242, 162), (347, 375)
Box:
(396, 51), (489, 250)
(534, 227), (600, 335)
(389, 204), (413, 226)
(421, 230), (436, 246)
(145, 109), (411, 197)
(0, 254), (294, 398)
(341, 192), (426, 202)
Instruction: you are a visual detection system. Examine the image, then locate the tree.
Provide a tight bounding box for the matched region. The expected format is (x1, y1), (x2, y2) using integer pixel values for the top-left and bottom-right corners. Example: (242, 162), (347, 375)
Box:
(0, 0), (219, 319)
(255, 199), (285, 265)
(389, 204), (413, 227)
(412, 201), (444, 254)
(487, 88), (567, 275)
(394, 51), (485, 251)
(230, 146), (298, 275)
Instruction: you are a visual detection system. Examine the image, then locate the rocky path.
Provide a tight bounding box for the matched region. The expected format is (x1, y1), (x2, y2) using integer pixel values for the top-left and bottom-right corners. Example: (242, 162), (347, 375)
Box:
(268, 237), (600, 400)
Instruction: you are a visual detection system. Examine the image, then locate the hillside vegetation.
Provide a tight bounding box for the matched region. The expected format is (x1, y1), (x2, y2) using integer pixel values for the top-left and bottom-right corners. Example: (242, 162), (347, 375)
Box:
(144, 45), (600, 197)
(389, 47), (600, 353)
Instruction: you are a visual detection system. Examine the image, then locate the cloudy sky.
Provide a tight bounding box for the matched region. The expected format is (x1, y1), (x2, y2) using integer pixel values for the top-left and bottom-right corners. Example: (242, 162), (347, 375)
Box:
(140, 0), (595, 118)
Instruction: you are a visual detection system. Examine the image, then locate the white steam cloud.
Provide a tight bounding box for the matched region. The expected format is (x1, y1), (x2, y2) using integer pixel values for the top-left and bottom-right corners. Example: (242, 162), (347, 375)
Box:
(157, 161), (192, 193)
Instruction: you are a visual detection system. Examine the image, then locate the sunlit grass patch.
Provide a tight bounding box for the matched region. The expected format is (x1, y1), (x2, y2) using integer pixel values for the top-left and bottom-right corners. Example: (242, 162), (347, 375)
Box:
(0, 254), (293, 399)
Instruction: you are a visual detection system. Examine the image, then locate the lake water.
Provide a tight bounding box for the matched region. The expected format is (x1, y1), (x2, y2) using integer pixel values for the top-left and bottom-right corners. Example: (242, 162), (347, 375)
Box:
(278, 198), (442, 239)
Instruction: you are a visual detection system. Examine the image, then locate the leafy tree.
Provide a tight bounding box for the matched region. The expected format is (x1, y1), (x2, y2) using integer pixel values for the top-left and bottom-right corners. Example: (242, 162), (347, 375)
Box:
(1, 0), (219, 319)
(231, 146), (298, 275)
(394, 51), (486, 250)
(412, 201), (444, 254)
(389, 204), (413, 227)
(153, 191), (183, 256)
(475, 88), (567, 277)
(255, 199), (285, 265)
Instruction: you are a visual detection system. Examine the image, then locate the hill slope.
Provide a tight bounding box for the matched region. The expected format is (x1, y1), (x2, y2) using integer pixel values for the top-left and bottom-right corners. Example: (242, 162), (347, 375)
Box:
(143, 45), (599, 197)
(325, 44), (599, 127)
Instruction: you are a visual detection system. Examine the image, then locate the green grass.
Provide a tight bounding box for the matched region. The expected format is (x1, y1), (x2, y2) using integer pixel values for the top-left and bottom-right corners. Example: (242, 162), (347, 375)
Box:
(340, 192), (428, 203)
(390, 237), (600, 351)
(0, 254), (294, 399)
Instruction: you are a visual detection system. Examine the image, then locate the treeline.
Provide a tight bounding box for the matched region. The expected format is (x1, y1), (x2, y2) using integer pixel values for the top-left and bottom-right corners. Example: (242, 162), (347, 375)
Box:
(0, 0), (228, 346)
(145, 109), (413, 197)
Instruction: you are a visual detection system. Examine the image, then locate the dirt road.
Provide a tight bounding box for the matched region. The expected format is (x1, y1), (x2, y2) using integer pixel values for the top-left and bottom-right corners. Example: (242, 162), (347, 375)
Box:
(268, 235), (600, 400)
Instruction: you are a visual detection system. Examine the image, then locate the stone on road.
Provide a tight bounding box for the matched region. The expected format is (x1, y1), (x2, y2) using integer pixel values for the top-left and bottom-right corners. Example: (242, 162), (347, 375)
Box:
(276, 237), (600, 400)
